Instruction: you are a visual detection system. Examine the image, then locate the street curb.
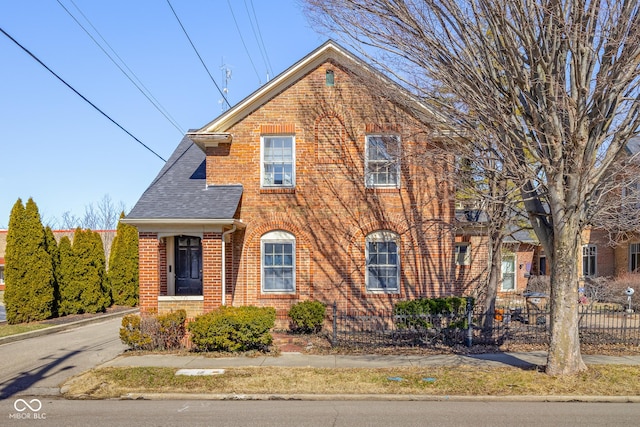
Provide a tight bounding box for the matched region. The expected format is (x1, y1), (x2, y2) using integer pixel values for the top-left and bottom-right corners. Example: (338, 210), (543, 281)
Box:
(0, 308), (138, 346)
(118, 392), (640, 403)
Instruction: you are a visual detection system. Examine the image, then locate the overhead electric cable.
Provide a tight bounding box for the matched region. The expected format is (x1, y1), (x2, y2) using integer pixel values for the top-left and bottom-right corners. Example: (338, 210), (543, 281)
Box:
(226, 0), (262, 84)
(166, 0), (231, 108)
(246, 0), (274, 78)
(57, 0), (185, 134)
(0, 26), (167, 162)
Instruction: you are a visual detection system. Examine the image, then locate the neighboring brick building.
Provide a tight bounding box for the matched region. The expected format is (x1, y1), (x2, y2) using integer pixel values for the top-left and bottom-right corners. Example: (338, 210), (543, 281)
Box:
(125, 41), (474, 321)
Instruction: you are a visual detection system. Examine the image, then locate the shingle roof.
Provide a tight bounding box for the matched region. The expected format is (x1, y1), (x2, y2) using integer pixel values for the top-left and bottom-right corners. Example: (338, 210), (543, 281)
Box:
(127, 135), (242, 220)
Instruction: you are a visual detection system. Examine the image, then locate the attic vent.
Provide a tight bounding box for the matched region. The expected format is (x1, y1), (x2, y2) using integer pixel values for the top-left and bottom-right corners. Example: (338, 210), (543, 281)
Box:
(326, 70), (334, 86)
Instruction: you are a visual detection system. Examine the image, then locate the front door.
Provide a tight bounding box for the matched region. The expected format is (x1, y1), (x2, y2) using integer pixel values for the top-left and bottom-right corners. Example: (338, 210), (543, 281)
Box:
(175, 236), (202, 295)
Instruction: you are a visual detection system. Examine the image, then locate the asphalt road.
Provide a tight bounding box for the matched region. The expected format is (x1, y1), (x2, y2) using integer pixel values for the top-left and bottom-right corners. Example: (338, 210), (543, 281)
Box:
(1, 400), (639, 426)
(0, 316), (126, 399)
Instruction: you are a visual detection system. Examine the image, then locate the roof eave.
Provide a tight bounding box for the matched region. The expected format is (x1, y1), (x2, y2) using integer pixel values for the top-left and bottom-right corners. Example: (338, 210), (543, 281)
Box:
(121, 218), (245, 228)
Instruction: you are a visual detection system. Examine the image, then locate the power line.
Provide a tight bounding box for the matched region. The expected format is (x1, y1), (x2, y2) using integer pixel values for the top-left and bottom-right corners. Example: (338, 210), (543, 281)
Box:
(166, 0), (230, 108)
(57, 0), (185, 135)
(0, 26), (167, 163)
(226, 0), (262, 84)
(246, 0), (273, 78)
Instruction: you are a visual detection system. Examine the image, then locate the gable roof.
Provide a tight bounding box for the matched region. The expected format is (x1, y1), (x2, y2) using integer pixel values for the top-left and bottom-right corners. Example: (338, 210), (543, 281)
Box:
(125, 135), (243, 224)
(187, 40), (444, 149)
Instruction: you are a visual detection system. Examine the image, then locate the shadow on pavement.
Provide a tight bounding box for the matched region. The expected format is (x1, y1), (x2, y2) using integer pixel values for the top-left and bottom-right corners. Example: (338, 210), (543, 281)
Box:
(0, 349), (82, 399)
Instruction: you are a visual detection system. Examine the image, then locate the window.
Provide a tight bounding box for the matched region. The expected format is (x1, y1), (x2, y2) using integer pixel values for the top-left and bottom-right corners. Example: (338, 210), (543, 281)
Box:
(582, 245), (597, 277)
(365, 135), (400, 188)
(455, 243), (471, 266)
(262, 136), (295, 187)
(501, 253), (516, 291)
(261, 231), (295, 293)
(0, 267), (4, 284)
(622, 181), (640, 208)
(366, 231), (400, 293)
(538, 255), (547, 276)
(630, 243), (640, 272)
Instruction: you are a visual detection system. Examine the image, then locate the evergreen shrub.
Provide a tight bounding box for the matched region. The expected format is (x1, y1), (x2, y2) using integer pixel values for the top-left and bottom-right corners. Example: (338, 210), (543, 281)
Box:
(393, 297), (469, 329)
(288, 300), (326, 333)
(188, 306), (276, 352)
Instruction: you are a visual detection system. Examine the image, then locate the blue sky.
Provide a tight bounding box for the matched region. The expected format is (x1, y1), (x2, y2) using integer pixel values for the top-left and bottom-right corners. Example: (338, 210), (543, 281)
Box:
(0, 0), (325, 228)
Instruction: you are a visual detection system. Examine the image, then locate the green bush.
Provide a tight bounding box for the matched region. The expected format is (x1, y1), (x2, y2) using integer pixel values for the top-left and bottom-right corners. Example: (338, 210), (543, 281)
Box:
(188, 306), (276, 352)
(119, 310), (187, 351)
(393, 297), (469, 329)
(288, 300), (326, 333)
(4, 198), (56, 324)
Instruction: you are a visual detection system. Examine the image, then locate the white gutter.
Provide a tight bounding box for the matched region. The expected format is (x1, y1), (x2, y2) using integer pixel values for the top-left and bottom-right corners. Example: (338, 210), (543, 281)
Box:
(121, 218), (244, 227)
(221, 225), (237, 306)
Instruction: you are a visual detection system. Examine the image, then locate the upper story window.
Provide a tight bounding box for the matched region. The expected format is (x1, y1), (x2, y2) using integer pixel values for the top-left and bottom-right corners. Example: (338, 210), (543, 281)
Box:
(582, 245), (597, 277)
(630, 243), (640, 273)
(261, 230), (295, 293)
(365, 135), (400, 188)
(261, 136), (295, 188)
(455, 243), (471, 266)
(366, 231), (400, 293)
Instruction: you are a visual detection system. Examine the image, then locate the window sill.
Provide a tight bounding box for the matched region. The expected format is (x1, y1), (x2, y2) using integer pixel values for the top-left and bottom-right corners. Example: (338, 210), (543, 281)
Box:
(260, 188), (296, 194)
(365, 187), (401, 194)
(365, 290), (401, 297)
(259, 293), (298, 299)
(158, 295), (204, 301)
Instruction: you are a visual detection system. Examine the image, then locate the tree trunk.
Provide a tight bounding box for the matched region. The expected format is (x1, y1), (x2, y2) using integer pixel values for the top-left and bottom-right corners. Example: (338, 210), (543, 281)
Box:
(546, 220), (587, 375)
(482, 236), (502, 334)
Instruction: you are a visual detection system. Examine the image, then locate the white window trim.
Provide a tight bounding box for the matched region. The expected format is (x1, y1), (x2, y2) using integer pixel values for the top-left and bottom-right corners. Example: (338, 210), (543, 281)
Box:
(261, 230), (296, 294)
(501, 253), (516, 291)
(365, 230), (401, 294)
(630, 243), (640, 272)
(260, 135), (296, 188)
(455, 243), (471, 266)
(582, 244), (597, 277)
(365, 134), (401, 189)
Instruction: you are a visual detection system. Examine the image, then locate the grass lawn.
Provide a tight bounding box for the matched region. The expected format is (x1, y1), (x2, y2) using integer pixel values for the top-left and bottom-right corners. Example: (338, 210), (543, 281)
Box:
(0, 323), (50, 338)
(63, 364), (640, 399)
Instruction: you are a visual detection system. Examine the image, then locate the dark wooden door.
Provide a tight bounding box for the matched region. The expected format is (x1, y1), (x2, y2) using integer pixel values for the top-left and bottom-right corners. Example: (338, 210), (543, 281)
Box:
(175, 236), (202, 295)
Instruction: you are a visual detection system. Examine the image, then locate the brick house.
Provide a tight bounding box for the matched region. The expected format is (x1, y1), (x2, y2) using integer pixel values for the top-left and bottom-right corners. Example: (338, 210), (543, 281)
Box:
(124, 41), (480, 322)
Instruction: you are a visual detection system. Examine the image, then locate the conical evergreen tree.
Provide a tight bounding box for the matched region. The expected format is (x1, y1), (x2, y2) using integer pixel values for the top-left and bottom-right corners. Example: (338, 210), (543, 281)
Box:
(44, 226), (60, 316)
(57, 235), (76, 315)
(73, 228), (110, 313)
(108, 212), (139, 306)
(3, 198), (54, 323)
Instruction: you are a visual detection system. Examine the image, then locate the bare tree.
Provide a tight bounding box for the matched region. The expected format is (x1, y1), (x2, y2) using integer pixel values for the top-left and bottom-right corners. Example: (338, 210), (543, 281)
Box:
(305, 0), (640, 375)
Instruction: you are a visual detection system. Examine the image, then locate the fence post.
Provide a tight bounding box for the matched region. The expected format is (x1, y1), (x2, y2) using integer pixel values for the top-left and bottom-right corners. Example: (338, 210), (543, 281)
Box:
(465, 297), (474, 347)
(332, 301), (337, 346)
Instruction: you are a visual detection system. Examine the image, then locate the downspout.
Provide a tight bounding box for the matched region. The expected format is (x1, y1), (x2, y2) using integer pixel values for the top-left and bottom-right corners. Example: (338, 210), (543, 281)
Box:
(221, 225), (236, 306)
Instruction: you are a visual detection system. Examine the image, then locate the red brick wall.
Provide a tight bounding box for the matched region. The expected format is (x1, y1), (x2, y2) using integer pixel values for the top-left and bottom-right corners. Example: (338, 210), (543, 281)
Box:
(139, 232), (159, 314)
(206, 61), (457, 314)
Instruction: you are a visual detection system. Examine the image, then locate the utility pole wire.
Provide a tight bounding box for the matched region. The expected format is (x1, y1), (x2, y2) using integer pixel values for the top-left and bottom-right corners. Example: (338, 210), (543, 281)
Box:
(57, 0), (185, 135)
(166, 0), (231, 108)
(0, 26), (167, 163)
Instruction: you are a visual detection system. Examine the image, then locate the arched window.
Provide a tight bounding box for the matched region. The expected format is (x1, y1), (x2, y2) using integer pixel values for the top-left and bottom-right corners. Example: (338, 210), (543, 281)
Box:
(366, 231), (400, 293)
(261, 230), (296, 293)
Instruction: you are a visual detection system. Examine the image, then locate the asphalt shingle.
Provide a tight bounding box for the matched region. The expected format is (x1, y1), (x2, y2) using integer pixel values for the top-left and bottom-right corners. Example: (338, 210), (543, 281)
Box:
(127, 135), (242, 220)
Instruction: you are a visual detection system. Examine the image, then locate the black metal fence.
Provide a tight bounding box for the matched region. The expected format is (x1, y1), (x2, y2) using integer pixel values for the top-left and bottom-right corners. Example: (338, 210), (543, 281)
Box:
(329, 302), (640, 348)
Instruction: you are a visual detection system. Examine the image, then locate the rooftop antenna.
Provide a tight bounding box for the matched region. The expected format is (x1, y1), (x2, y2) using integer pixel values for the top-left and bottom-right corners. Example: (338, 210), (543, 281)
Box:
(220, 59), (232, 112)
